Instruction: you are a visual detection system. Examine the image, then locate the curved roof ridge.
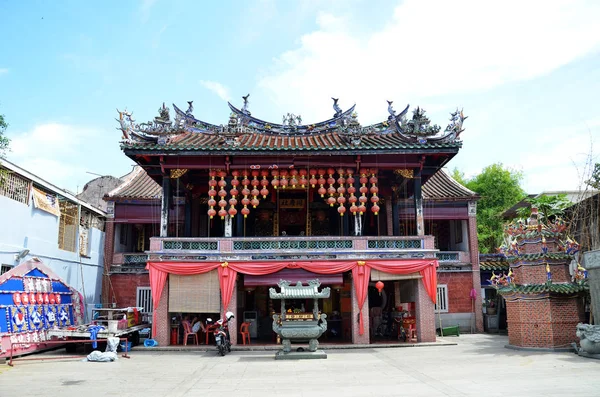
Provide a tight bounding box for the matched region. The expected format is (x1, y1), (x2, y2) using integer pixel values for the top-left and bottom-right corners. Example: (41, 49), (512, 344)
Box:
(439, 168), (478, 196)
(106, 166), (143, 198)
(422, 169), (479, 200)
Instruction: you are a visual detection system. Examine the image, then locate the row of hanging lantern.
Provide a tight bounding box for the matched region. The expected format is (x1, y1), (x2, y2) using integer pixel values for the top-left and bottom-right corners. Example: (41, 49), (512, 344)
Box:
(207, 168), (380, 219)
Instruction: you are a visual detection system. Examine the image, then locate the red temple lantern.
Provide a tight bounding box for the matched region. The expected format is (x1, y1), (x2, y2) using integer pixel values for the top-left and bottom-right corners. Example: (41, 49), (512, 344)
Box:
(318, 186), (327, 197)
(241, 207), (250, 218)
(260, 187), (269, 199)
(327, 196), (336, 207)
(309, 169), (317, 188)
(271, 169), (279, 189)
(228, 206), (237, 218)
(208, 208), (217, 219)
(371, 204), (380, 215)
(260, 171), (270, 198)
(337, 205), (346, 216)
(376, 280), (384, 295)
(299, 169), (308, 188)
(317, 169), (326, 196)
(251, 197), (260, 208)
(280, 170), (288, 189)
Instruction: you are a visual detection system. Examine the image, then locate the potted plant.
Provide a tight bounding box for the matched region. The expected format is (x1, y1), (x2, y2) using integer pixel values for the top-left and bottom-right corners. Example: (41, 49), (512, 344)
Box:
(483, 299), (497, 315)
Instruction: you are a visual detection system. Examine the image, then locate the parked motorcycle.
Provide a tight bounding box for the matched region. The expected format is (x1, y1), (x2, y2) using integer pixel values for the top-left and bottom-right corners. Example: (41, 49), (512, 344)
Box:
(208, 311), (234, 356)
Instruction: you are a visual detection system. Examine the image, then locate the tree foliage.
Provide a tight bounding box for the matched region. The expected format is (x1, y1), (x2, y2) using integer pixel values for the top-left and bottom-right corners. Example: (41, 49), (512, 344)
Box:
(456, 163), (526, 253)
(587, 162), (600, 190)
(515, 194), (571, 221)
(0, 110), (9, 159)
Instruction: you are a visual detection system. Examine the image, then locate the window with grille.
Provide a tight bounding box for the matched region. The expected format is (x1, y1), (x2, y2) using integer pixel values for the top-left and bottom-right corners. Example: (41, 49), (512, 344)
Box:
(58, 200), (78, 252)
(0, 170), (31, 205)
(435, 284), (448, 313)
(1, 264), (13, 275)
(136, 287), (153, 314)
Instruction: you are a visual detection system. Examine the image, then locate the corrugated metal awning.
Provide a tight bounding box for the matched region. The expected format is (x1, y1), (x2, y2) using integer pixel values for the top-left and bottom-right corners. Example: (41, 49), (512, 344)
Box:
(244, 269), (343, 287)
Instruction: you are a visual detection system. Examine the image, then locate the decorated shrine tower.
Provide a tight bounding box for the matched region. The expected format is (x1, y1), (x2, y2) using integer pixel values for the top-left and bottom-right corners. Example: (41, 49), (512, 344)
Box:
(496, 208), (587, 349)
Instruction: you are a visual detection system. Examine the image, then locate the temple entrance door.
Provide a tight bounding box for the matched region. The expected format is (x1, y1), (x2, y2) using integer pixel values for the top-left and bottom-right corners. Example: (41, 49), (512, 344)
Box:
(277, 192), (307, 236)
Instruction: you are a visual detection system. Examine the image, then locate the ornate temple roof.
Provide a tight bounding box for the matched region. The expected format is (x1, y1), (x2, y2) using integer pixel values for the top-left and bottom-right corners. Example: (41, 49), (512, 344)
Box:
(105, 166), (161, 200)
(117, 97), (467, 154)
(269, 280), (331, 300)
(105, 166), (472, 202)
(421, 169), (478, 201)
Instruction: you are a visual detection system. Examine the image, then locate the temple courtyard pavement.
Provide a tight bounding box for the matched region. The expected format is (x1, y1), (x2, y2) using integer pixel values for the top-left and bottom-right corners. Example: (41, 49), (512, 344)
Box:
(1, 334), (599, 396)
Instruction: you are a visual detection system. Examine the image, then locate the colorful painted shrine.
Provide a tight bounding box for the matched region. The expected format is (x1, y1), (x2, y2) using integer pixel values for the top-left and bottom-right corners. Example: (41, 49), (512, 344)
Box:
(0, 258), (81, 357)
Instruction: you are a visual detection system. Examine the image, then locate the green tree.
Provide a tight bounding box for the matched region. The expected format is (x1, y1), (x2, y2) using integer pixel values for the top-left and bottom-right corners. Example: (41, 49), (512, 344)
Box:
(0, 110), (9, 158)
(587, 162), (600, 189)
(515, 194), (571, 221)
(456, 163), (526, 253)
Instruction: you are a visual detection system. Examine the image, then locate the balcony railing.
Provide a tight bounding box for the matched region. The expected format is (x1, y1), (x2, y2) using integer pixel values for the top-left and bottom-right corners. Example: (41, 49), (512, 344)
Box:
(111, 253), (149, 273)
(148, 235), (437, 262)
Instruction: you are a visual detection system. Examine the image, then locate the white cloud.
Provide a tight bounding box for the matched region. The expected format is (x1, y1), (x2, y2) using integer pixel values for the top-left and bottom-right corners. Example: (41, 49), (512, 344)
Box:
(6, 123), (131, 193)
(0, 68), (8, 75)
(258, 0), (600, 124)
(199, 80), (231, 102)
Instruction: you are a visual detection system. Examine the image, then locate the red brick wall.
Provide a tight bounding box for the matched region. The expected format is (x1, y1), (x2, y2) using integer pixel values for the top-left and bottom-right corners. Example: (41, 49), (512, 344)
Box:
(109, 274), (150, 308)
(438, 272), (473, 313)
(415, 278), (436, 342)
(506, 297), (584, 348)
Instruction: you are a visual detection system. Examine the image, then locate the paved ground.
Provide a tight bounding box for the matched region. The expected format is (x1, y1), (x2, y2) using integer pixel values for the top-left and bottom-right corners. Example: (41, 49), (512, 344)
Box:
(1, 334), (599, 397)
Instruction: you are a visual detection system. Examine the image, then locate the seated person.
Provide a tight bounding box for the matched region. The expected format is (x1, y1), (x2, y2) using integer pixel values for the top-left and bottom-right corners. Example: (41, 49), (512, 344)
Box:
(191, 316), (206, 334)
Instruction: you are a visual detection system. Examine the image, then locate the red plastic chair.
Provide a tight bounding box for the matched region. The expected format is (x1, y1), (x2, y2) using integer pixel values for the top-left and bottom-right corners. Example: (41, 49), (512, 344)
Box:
(240, 322), (251, 345)
(206, 323), (219, 345)
(182, 321), (198, 346)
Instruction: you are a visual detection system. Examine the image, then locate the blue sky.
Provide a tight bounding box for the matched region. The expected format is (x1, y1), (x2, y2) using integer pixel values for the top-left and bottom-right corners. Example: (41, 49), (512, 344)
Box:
(0, 0), (599, 194)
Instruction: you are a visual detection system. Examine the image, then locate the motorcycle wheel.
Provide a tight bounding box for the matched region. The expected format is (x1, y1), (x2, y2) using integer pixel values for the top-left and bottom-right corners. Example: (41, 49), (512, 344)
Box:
(218, 344), (225, 356)
(227, 342), (231, 353)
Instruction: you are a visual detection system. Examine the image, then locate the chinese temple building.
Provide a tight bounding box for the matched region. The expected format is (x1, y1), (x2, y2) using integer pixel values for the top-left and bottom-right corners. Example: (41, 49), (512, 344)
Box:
(105, 97), (481, 346)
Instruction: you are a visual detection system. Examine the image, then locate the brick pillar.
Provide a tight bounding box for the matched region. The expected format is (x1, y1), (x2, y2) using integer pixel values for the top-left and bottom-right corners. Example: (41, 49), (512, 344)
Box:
(351, 279), (370, 344)
(101, 221), (115, 306)
(415, 279), (436, 342)
(468, 209), (483, 332)
(155, 279), (170, 346)
(224, 282), (238, 345)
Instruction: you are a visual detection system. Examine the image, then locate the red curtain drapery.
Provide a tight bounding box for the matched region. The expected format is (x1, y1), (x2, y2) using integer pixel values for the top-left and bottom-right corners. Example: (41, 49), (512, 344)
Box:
(146, 259), (438, 337)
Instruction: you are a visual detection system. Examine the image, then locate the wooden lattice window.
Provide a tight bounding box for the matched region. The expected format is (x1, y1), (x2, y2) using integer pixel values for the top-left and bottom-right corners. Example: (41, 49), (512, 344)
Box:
(0, 170), (31, 205)
(58, 200), (78, 252)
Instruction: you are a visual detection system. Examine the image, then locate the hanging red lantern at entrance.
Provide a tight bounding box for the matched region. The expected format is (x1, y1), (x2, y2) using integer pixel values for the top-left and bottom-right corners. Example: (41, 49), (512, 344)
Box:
(218, 208), (227, 220)
(228, 206), (237, 218)
(376, 280), (384, 295)
(250, 197), (260, 208)
(337, 205), (346, 216)
(327, 196), (336, 207)
(309, 169), (318, 188)
(299, 169), (308, 188)
(279, 170), (288, 189)
(271, 169), (279, 190)
(241, 207), (250, 218)
(317, 169), (326, 197)
(260, 170), (270, 198)
(290, 169), (299, 188)
(230, 170), (240, 198)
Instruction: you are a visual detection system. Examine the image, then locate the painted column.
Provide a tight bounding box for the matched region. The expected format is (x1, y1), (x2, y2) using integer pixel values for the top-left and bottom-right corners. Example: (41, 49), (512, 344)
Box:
(155, 280), (170, 346)
(101, 220), (115, 306)
(414, 168), (424, 236)
(160, 176), (171, 238)
(468, 201), (483, 332)
(184, 194), (192, 237)
(224, 281), (238, 345)
(415, 279), (436, 342)
(392, 192), (400, 236)
(351, 279), (370, 344)
(386, 196), (393, 236)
